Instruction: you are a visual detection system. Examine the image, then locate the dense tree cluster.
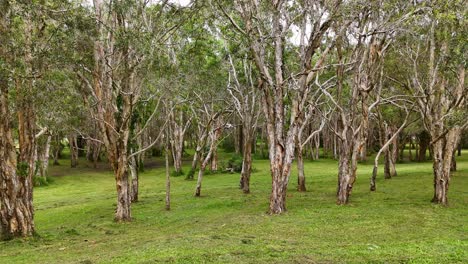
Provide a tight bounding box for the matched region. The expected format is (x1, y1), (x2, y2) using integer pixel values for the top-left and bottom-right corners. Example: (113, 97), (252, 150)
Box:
(0, 0), (466, 239)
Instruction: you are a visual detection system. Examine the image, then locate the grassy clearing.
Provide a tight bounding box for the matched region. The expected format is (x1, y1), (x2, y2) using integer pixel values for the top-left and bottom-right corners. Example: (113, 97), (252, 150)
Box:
(1, 151), (467, 263)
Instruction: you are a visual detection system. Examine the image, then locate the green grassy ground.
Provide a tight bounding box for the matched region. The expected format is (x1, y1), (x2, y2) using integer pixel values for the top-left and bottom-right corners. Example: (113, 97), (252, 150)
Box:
(1, 151), (467, 264)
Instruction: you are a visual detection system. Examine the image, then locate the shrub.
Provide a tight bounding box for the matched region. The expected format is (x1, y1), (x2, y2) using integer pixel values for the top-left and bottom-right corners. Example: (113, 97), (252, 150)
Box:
(171, 169), (185, 177)
(227, 154), (243, 173)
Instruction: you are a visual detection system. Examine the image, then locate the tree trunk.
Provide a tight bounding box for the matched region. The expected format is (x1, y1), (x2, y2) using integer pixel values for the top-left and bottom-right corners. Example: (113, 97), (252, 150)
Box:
(165, 138), (170, 210)
(69, 135), (78, 168)
(0, 82), (35, 239)
(210, 147), (218, 171)
(450, 152), (456, 172)
(195, 124), (223, 196)
(195, 151), (211, 197)
(187, 148), (199, 180)
(314, 133), (320, 160)
(114, 158), (131, 221)
(240, 132), (253, 194)
(39, 134), (52, 179)
(431, 128), (460, 205)
(337, 138), (357, 205)
(418, 131), (430, 162)
(296, 145), (306, 192)
(129, 155), (138, 203)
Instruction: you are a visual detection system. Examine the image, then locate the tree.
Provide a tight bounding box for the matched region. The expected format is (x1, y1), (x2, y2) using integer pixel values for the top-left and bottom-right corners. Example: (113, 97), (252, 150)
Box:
(396, 1), (467, 205)
(223, 0), (343, 213)
(226, 52), (261, 194)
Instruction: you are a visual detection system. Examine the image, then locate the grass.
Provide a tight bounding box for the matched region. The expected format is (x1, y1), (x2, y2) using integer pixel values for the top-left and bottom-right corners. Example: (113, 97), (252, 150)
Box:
(0, 150), (467, 264)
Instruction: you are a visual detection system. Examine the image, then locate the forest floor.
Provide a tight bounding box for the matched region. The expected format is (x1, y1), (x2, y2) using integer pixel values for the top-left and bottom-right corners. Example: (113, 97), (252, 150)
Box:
(1, 151), (467, 263)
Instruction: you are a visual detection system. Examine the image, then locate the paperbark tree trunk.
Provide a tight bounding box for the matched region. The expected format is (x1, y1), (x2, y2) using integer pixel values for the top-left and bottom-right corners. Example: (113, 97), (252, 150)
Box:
(195, 125), (223, 197)
(165, 138), (171, 210)
(0, 79), (35, 239)
(129, 155), (138, 203)
(38, 134), (52, 179)
(240, 130), (253, 193)
(296, 145), (306, 192)
(170, 109), (190, 175)
(431, 128), (461, 205)
(69, 134), (79, 168)
(210, 147), (218, 171)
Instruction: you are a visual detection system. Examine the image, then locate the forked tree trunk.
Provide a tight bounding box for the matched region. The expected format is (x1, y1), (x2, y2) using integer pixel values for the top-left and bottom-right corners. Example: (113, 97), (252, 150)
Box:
(337, 136), (359, 205)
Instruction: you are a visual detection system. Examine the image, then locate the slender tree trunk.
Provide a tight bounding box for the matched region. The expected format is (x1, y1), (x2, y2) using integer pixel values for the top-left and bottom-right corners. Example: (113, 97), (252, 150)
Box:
(187, 148), (199, 180)
(240, 132), (253, 193)
(457, 143), (462, 156)
(69, 135), (78, 168)
(195, 124), (223, 196)
(165, 138), (170, 210)
(195, 151), (212, 197)
(92, 141), (100, 169)
(129, 155), (138, 203)
(296, 145), (306, 192)
(210, 147), (218, 171)
(39, 134), (52, 179)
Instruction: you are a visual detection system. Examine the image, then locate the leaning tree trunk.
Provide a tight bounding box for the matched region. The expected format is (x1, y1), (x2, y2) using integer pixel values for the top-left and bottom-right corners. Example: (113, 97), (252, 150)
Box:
(382, 124), (398, 179)
(194, 150), (213, 197)
(195, 125), (222, 196)
(431, 128), (460, 205)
